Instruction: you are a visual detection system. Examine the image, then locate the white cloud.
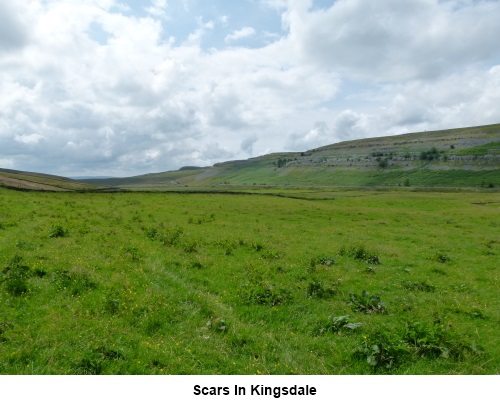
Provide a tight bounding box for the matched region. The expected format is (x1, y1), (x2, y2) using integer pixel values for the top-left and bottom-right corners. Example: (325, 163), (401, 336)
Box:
(224, 27), (256, 43)
(241, 135), (259, 155)
(147, 0), (169, 18)
(0, 0), (499, 177)
(284, 0), (500, 81)
(0, 1), (29, 53)
(14, 133), (45, 145)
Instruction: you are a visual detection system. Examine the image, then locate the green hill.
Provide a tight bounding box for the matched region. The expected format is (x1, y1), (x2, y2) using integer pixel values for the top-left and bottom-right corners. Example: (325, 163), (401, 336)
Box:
(0, 169), (109, 192)
(84, 123), (500, 190)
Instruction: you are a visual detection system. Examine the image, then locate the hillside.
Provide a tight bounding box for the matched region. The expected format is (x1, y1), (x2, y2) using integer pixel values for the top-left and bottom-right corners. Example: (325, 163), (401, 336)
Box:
(84, 123), (500, 189)
(0, 168), (109, 192)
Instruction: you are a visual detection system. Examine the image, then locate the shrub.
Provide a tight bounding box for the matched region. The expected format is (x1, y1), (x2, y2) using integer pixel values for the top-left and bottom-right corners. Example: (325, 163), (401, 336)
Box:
(420, 147), (441, 161)
(378, 158), (389, 168)
(349, 291), (387, 314)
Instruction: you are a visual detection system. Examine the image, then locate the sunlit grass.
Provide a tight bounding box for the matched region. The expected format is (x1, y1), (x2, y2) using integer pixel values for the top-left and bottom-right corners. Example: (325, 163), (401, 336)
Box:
(0, 187), (498, 374)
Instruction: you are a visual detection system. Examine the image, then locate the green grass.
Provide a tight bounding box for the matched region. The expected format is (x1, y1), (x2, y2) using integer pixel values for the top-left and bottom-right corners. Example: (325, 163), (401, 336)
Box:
(0, 187), (498, 374)
(455, 141), (500, 156)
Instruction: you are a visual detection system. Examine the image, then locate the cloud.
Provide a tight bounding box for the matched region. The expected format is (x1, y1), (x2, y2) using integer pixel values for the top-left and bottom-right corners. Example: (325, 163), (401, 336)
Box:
(147, 0), (169, 18)
(285, 121), (331, 151)
(0, 1), (29, 53)
(284, 0), (500, 81)
(241, 135), (259, 155)
(0, 0), (499, 177)
(14, 133), (45, 145)
(224, 27), (256, 43)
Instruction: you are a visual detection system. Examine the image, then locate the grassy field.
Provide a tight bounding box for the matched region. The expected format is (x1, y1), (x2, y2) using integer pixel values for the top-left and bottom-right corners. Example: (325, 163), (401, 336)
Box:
(0, 187), (498, 374)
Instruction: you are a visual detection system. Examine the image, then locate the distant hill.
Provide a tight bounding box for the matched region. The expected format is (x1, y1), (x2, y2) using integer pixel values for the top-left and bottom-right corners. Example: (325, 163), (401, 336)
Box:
(0, 168), (110, 191)
(2, 124), (498, 191)
(83, 123), (500, 190)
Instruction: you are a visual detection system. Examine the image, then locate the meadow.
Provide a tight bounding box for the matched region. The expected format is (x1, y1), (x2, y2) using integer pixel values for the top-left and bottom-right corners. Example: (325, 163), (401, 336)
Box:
(0, 187), (498, 374)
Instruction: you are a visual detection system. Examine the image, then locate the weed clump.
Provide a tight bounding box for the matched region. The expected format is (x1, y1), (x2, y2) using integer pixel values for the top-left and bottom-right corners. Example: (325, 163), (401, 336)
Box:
(240, 283), (291, 306)
(0, 321), (13, 342)
(401, 280), (436, 292)
(49, 225), (68, 238)
(315, 255), (336, 266)
(402, 321), (482, 359)
(354, 331), (409, 371)
(314, 315), (362, 335)
(261, 250), (282, 260)
(349, 291), (387, 314)
(54, 269), (98, 296)
(433, 251), (451, 263)
(207, 318), (228, 334)
(146, 225), (184, 246)
(1, 255), (31, 296)
(73, 346), (125, 375)
(306, 279), (339, 299)
(340, 245), (380, 264)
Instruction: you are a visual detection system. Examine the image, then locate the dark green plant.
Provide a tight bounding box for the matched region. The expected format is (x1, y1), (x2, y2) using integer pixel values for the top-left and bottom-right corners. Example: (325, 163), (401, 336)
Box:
(261, 250), (281, 260)
(123, 246), (141, 262)
(156, 226), (184, 246)
(433, 251), (451, 263)
(402, 280), (436, 292)
(1, 255), (31, 296)
(340, 245), (380, 264)
(240, 283), (291, 306)
(349, 291), (387, 314)
(401, 321), (482, 359)
(378, 158), (389, 168)
(73, 357), (103, 375)
(306, 279), (339, 299)
(420, 147), (441, 161)
(354, 331), (409, 371)
(49, 225), (68, 238)
(207, 318), (228, 334)
(251, 242), (264, 252)
(104, 297), (121, 315)
(315, 255), (336, 266)
(183, 240), (199, 254)
(54, 269), (97, 296)
(314, 315), (362, 335)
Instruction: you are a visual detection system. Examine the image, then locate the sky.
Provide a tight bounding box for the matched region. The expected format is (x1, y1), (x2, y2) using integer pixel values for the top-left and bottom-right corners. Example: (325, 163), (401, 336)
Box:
(1, 0), (499, 177)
